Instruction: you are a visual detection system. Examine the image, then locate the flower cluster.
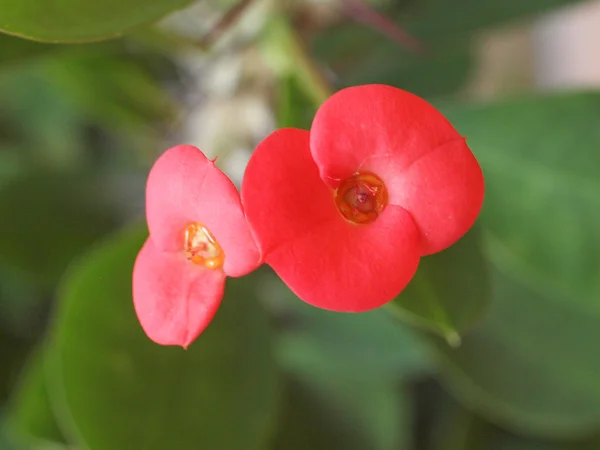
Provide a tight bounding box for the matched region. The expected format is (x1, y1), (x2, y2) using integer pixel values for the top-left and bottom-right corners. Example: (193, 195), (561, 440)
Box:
(133, 84), (484, 347)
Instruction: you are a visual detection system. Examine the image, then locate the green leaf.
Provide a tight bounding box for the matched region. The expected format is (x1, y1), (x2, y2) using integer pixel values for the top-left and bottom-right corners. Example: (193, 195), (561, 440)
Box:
(47, 225), (280, 450)
(0, 330), (30, 404)
(270, 373), (411, 450)
(44, 54), (177, 131)
(446, 93), (600, 306)
(0, 34), (54, 65)
(264, 272), (426, 449)
(0, 171), (121, 286)
(312, 0), (587, 99)
(264, 272), (433, 381)
(277, 74), (316, 130)
(431, 389), (600, 450)
(434, 92), (600, 437)
(398, 0), (588, 39)
(0, 0), (194, 43)
(313, 27), (473, 99)
(389, 226), (491, 345)
(6, 349), (66, 447)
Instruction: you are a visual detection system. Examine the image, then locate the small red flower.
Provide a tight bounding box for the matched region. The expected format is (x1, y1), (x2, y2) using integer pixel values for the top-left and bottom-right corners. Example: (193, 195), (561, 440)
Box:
(241, 85), (484, 312)
(133, 145), (260, 347)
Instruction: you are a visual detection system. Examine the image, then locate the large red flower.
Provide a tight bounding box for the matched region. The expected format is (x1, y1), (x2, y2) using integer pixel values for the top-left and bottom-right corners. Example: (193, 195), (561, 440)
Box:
(241, 85), (484, 312)
(133, 145), (260, 347)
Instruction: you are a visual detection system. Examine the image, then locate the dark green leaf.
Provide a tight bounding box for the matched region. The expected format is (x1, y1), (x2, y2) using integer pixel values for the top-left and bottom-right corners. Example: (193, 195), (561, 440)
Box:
(436, 266), (600, 438)
(446, 93), (600, 305)
(277, 74), (316, 130)
(0, 331), (30, 404)
(0, 34), (54, 65)
(270, 373), (411, 450)
(389, 226), (491, 345)
(397, 0), (588, 38)
(264, 272), (433, 381)
(435, 93), (600, 437)
(264, 271), (427, 449)
(44, 54), (176, 131)
(0, 0), (194, 43)
(431, 389), (600, 450)
(6, 349), (66, 447)
(313, 0), (587, 99)
(47, 225), (280, 450)
(0, 171), (122, 286)
(313, 27), (473, 99)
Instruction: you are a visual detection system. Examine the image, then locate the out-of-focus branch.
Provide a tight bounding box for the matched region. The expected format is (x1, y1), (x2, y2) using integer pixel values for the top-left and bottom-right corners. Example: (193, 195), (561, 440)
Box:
(199, 0), (256, 48)
(264, 16), (334, 106)
(341, 0), (424, 53)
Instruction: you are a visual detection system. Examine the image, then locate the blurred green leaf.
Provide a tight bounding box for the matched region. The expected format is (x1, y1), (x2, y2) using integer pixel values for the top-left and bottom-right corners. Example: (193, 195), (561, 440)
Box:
(47, 225), (280, 450)
(6, 349), (66, 447)
(434, 92), (600, 437)
(0, 0), (193, 43)
(446, 93), (600, 306)
(436, 266), (600, 438)
(262, 272), (433, 450)
(263, 271), (428, 449)
(313, 0), (587, 98)
(0, 171), (121, 286)
(0, 264), (44, 337)
(0, 331), (30, 404)
(44, 54), (176, 132)
(431, 389), (600, 450)
(269, 270), (420, 449)
(313, 27), (472, 99)
(0, 35), (54, 65)
(396, 0), (588, 38)
(264, 272), (433, 381)
(270, 373), (410, 450)
(0, 426), (23, 450)
(389, 226), (491, 345)
(0, 36), (178, 166)
(277, 74), (316, 130)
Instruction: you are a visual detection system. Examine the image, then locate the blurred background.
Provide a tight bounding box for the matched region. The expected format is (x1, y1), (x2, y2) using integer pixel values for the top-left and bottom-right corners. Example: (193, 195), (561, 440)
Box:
(0, 0), (599, 449)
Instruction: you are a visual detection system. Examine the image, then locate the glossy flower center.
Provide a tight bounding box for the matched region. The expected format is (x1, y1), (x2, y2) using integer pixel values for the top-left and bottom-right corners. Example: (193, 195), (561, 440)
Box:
(183, 222), (225, 270)
(334, 172), (388, 224)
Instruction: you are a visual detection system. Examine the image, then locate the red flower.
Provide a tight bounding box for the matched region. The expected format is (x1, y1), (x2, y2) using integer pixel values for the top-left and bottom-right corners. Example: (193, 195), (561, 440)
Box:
(241, 85), (484, 312)
(133, 145), (260, 347)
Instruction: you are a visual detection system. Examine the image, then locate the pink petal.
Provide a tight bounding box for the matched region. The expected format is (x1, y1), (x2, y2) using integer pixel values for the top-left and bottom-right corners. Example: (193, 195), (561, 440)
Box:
(242, 128), (421, 312)
(146, 145), (260, 277)
(372, 138), (485, 255)
(132, 237), (225, 347)
(310, 84), (462, 188)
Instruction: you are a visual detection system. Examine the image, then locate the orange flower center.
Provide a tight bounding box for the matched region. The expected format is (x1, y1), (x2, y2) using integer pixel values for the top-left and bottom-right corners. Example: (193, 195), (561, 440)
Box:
(183, 222), (225, 270)
(334, 172), (388, 224)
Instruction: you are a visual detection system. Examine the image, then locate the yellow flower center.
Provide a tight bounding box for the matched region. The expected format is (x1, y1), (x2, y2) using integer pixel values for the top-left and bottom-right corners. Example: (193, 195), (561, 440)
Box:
(183, 222), (225, 270)
(334, 172), (388, 224)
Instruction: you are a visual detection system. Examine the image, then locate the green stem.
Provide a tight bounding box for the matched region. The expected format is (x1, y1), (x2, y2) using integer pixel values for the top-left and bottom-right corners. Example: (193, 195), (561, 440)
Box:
(265, 16), (334, 107)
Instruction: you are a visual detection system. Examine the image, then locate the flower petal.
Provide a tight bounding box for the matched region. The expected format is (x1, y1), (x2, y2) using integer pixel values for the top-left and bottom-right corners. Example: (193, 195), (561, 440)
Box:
(310, 84), (462, 188)
(242, 128), (421, 312)
(132, 237), (225, 347)
(146, 145), (260, 277)
(371, 138), (485, 255)
(267, 205), (421, 311)
(241, 129), (336, 256)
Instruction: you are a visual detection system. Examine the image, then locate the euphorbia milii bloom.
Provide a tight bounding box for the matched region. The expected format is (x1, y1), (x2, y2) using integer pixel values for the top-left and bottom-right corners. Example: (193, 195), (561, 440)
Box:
(133, 145), (260, 347)
(242, 84), (484, 312)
